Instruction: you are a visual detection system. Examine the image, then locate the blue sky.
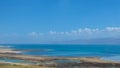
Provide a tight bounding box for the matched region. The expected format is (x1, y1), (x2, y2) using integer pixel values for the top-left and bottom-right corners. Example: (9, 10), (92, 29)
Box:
(0, 0), (120, 44)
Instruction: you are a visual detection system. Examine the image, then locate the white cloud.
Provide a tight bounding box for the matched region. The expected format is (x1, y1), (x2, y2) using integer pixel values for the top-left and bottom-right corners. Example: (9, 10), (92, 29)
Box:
(105, 27), (120, 32)
(49, 31), (57, 35)
(47, 27), (120, 38)
(4, 27), (119, 38)
(69, 27), (119, 33)
(73, 28), (99, 34)
(1, 27), (120, 43)
(28, 32), (43, 36)
(49, 28), (100, 35)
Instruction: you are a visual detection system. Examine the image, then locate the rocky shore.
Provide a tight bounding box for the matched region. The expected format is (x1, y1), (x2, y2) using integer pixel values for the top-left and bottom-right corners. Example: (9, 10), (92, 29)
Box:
(0, 48), (120, 68)
(0, 53), (120, 68)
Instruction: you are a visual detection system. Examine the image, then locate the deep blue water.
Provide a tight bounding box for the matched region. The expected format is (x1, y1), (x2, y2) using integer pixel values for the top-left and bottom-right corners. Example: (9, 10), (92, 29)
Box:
(1, 44), (120, 62)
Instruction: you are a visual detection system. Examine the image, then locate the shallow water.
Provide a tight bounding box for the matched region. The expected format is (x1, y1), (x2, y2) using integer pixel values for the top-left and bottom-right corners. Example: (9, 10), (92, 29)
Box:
(0, 57), (24, 63)
(1, 44), (120, 62)
(0, 57), (39, 64)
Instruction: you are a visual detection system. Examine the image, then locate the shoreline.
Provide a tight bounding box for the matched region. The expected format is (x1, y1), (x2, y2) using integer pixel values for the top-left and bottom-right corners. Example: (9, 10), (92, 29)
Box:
(0, 53), (120, 67)
(0, 46), (120, 67)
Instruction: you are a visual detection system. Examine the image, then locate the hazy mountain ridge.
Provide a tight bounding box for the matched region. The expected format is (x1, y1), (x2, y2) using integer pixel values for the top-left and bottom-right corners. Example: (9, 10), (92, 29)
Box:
(61, 37), (120, 44)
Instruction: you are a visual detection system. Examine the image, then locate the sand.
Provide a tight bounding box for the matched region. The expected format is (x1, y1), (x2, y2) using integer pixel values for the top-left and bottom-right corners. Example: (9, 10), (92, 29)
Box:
(0, 48), (120, 68)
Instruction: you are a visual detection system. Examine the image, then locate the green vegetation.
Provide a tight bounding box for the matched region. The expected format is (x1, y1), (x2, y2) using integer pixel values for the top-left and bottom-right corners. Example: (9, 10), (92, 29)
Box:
(0, 63), (47, 68)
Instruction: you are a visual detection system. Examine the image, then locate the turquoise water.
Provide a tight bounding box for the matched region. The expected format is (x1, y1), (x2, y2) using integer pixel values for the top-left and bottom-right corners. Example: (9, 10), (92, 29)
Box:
(0, 57), (24, 63)
(1, 44), (120, 62)
(0, 57), (38, 64)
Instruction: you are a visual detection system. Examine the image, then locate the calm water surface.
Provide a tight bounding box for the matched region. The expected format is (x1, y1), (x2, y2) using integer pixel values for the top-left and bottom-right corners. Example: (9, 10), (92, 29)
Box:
(1, 44), (120, 62)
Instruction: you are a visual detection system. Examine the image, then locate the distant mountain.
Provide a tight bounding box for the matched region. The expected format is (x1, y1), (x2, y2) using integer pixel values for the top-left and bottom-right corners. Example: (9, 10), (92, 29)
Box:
(60, 37), (120, 44)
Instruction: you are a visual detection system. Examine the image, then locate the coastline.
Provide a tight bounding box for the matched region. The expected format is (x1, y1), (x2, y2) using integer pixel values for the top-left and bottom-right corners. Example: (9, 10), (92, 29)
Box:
(0, 62), (47, 68)
(0, 53), (120, 68)
(0, 45), (120, 68)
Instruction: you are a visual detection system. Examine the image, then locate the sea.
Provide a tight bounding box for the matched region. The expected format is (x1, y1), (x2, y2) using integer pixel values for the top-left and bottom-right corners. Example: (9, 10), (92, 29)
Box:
(0, 44), (120, 62)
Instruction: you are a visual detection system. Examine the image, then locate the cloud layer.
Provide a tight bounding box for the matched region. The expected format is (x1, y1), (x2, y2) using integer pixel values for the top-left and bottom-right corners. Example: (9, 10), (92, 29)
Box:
(0, 27), (120, 43)
(48, 27), (120, 36)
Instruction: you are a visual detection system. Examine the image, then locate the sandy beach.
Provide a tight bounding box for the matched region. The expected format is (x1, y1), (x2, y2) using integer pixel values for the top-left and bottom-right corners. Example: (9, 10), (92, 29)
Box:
(0, 48), (120, 68)
(0, 46), (120, 68)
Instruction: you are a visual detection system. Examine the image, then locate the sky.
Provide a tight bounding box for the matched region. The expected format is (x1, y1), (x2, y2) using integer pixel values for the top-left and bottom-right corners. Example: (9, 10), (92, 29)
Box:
(0, 0), (120, 44)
